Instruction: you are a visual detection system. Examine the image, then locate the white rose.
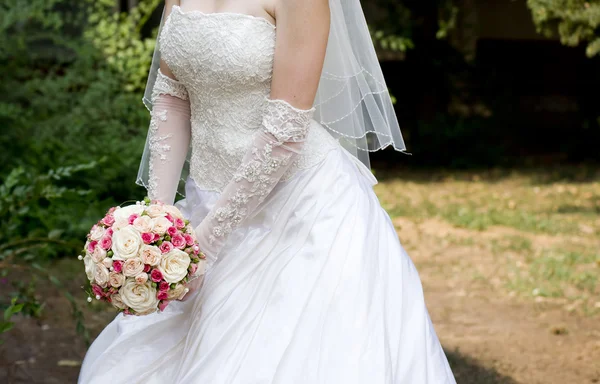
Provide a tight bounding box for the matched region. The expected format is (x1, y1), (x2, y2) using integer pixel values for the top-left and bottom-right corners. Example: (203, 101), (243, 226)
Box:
(89, 225), (106, 241)
(151, 217), (172, 235)
(119, 279), (159, 314)
(91, 246), (107, 263)
(134, 273), (148, 285)
(113, 205), (144, 222)
(111, 293), (127, 310)
(111, 225), (143, 260)
(112, 218), (129, 230)
(109, 271), (125, 288)
(164, 205), (184, 220)
(94, 263), (110, 288)
(132, 215), (153, 233)
(139, 245), (162, 266)
(102, 257), (113, 269)
(83, 255), (96, 281)
(145, 204), (167, 218)
(158, 249), (191, 283)
(122, 258), (145, 277)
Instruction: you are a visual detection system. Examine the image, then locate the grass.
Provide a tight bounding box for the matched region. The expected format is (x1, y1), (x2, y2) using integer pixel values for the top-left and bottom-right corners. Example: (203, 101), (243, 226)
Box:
(374, 169), (600, 315)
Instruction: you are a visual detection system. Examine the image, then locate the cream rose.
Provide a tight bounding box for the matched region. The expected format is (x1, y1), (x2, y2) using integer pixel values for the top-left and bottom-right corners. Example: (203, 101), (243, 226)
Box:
(164, 205), (184, 220)
(113, 205), (144, 222)
(132, 215), (153, 233)
(158, 249), (191, 283)
(151, 217), (172, 235)
(111, 225), (142, 260)
(119, 279), (159, 314)
(122, 258), (145, 277)
(94, 263), (110, 288)
(89, 225), (106, 241)
(139, 245), (162, 266)
(134, 273), (148, 285)
(108, 271), (125, 288)
(167, 283), (188, 300)
(146, 204), (166, 218)
(91, 246), (107, 263)
(111, 293), (127, 310)
(83, 255), (96, 281)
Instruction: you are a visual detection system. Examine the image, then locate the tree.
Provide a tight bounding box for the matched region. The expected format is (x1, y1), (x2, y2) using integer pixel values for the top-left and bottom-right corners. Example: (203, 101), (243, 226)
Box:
(527, 0), (600, 57)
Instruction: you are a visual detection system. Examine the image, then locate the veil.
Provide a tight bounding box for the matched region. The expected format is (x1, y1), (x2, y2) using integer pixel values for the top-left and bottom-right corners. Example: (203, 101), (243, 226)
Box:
(138, 0), (406, 197)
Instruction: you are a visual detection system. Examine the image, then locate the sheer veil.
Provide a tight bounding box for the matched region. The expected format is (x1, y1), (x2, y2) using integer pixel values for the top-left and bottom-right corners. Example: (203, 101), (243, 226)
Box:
(138, 0), (406, 196)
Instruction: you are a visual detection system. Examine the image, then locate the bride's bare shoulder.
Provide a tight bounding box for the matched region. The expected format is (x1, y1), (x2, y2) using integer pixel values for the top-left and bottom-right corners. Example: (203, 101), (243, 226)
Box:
(164, 0), (180, 10)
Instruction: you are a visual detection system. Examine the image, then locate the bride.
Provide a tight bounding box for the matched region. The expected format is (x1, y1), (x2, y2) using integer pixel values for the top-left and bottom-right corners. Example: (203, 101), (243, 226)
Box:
(79, 0), (456, 382)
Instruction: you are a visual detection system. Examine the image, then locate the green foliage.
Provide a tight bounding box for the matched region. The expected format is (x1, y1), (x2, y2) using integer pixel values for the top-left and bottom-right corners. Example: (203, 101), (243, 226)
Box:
(527, 0), (600, 57)
(0, 0), (161, 339)
(0, 164), (95, 341)
(365, 0), (458, 54)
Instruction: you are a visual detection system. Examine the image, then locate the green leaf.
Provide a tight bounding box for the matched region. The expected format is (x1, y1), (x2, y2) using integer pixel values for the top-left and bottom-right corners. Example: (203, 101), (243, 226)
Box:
(0, 322), (15, 334)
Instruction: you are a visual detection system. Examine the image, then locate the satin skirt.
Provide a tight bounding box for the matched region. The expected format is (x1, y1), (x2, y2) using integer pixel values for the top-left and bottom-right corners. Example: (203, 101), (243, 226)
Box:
(79, 147), (456, 383)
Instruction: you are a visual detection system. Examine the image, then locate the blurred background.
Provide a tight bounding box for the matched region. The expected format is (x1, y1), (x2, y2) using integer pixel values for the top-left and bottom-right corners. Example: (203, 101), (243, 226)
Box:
(0, 0), (598, 383)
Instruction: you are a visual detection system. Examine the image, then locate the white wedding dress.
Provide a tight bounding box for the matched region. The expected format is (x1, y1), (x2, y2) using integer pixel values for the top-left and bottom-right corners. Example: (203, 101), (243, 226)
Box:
(79, 6), (456, 383)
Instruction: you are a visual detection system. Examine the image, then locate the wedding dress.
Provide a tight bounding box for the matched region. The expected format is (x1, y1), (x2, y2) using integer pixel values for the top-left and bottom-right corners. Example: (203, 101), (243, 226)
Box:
(79, 5), (456, 383)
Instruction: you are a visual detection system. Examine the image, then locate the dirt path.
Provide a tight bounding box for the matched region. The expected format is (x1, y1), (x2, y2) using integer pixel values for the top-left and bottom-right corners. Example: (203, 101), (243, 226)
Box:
(399, 217), (600, 384)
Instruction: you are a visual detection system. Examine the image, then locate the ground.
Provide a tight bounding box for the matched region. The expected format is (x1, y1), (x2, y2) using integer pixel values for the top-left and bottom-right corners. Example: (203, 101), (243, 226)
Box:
(1, 168), (599, 383)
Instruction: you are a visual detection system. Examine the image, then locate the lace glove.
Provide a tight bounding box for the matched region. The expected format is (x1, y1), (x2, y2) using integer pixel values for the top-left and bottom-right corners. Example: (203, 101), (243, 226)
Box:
(147, 70), (191, 205)
(194, 98), (314, 265)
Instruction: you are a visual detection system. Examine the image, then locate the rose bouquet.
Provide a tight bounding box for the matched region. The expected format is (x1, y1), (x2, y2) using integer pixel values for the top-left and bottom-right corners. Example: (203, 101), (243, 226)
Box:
(79, 198), (205, 315)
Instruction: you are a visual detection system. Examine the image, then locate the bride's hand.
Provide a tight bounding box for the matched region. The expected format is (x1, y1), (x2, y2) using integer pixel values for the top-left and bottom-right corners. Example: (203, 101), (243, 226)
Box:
(179, 274), (205, 302)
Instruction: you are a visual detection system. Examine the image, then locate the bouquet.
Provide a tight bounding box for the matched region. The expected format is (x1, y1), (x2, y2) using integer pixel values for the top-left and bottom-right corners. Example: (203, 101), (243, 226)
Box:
(79, 198), (205, 315)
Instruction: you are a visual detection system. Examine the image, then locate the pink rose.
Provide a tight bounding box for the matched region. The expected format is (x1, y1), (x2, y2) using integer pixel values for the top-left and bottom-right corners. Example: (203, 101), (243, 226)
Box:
(141, 232), (154, 244)
(159, 241), (173, 254)
(143, 264), (151, 273)
(92, 284), (104, 298)
(188, 263), (198, 277)
(159, 281), (170, 292)
(128, 214), (140, 225)
(153, 233), (161, 242)
(184, 234), (194, 246)
(150, 269), (163, 282)
(157, 291), (168, 300)
(167, 226), (178, 237)
(193, 245), (200, 255)
(174, 218), (185, 229)
(108, 207), (117, 214)
(99, 235), (112, 250)
(106, 228), (114, 237)
(158, 300), (170, 312)
(171, 234), (186, 250)
(112, 260), (123, 273)
(165, 214), (174, 223)
(87, 240), (98, 253)
(102, 214), (115, 226)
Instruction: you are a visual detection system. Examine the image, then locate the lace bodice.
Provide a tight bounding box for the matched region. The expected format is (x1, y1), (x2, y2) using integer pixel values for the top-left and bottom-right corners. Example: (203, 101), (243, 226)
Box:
(159, 6), (338, 193)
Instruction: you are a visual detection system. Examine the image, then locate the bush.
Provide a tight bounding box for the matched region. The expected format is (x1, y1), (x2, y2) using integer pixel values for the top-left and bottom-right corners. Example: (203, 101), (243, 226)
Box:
(0, 0), (160, 338)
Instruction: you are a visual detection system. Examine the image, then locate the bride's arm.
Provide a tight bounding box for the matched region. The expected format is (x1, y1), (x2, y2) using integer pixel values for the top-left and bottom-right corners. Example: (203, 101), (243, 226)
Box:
(146, 0), (191, 205)
(194, 0), (330, 265)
